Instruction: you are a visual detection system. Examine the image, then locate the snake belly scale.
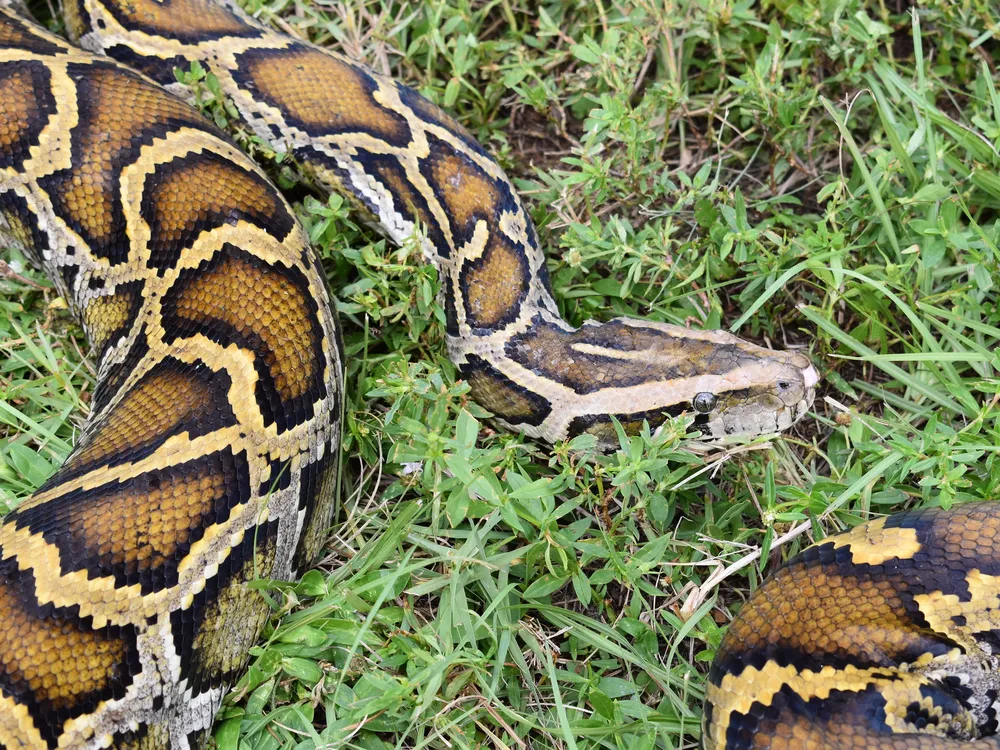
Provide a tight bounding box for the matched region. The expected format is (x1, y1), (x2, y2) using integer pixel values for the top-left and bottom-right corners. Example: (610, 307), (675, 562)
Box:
(25, 0), (1000, 748)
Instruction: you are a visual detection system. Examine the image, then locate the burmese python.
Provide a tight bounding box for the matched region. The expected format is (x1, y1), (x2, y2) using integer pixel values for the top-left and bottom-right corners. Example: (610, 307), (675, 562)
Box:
(4, 0), (985, 748)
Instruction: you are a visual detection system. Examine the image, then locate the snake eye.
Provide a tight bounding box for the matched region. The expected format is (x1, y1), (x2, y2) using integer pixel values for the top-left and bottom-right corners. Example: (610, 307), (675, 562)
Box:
(778, 381), (791, 390)
(692, 392), (718, 413)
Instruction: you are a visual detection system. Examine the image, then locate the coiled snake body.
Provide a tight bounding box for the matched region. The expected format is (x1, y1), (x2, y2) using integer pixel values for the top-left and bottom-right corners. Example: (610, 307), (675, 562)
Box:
(2, 1), (986, 748)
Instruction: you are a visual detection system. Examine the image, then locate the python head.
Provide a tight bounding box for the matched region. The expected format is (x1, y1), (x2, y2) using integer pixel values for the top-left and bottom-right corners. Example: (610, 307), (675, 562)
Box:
(467, 315), (820, 448)
(684, 340), (819, 441)
(594, 320), (820, 444)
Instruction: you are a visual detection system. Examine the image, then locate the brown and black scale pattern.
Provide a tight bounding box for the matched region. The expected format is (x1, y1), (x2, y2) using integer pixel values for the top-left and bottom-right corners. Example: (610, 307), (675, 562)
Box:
(705, 504), (1000, 749)
(0, 7), (341, 747)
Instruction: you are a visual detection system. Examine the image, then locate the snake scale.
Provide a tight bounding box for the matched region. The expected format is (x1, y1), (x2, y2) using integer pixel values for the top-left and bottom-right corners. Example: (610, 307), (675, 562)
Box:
(0, 1), (991, 748)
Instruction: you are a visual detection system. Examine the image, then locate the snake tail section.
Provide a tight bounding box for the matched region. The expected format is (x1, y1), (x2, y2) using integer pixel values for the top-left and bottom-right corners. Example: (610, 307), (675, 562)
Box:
(65, 0), (818, 447)
(705, 503), (1000, 749)
(0, 8), (341, 747)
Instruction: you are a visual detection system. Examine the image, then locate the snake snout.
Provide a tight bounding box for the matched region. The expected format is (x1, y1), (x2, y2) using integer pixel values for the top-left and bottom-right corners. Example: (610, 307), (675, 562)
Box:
(695, 349), (819, 440)
(774, 355), (818, 427)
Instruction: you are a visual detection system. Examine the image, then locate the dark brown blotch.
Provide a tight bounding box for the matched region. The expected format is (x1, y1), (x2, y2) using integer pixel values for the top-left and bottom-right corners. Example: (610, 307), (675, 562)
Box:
(292, 437), (339, 572)
(103, 45), (194, 86)
(459, 232), (530, 331)
(170, 520), (279, 697)
(99, 0), (259, 42)
(0, 557), (140, 746)
(59, 356), (236, 482)
(0, 61), (57, 172)
(233, 44), (411, 143)
(141, 150), (293, 273)
(567, 406), (688, 443)
(420, 133), (508, 250)
(89, 324), (151, 417)
(12, 449), (252, 592)
(461, 354), (551, 427)
(160, 244), (327, 432)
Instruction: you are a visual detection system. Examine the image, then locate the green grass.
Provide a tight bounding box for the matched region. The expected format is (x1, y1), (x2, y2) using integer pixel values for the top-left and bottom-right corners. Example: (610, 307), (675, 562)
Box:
(3, 0), (1000, 747)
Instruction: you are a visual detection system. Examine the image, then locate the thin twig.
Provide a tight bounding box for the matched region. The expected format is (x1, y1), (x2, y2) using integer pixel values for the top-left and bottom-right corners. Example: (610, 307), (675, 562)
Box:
(0, 260), (46, 290)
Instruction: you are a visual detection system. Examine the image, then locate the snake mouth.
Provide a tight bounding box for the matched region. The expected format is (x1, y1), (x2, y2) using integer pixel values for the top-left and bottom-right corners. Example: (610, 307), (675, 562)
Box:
(779, 361), (818, 430)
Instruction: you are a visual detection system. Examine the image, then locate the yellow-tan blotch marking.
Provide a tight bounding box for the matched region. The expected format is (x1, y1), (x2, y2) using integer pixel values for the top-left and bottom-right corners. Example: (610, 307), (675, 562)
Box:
(81, 288), (136, 353)
(710, 660), (927, 728)
(828, 517), (922, 566)
(705, 653), (974, 750)
(915, 569), (1000, 641)
(0, 695), (47, 750)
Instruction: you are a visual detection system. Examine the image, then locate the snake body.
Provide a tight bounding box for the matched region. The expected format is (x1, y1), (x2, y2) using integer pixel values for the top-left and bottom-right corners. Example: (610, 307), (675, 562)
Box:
(17, 0), (988, 748)
(704, 505), (1000, 749)
(0, 5), (343, 746)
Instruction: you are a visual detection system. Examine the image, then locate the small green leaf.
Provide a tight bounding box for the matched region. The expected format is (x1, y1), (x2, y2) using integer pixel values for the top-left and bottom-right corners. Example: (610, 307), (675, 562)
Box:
(523, 573), (570, 600)
(911, 183), (952, 203)
(6, 444), (52, 486)
(213, 717), (241, 750)
(588, 688), (615, 720)
(597, 676), (637, 699)
(277, 625), (327, 647)
(570, 44), (600, 64)
(282, 657), (324, 685)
